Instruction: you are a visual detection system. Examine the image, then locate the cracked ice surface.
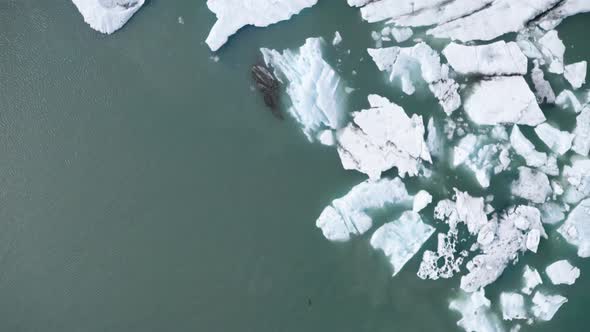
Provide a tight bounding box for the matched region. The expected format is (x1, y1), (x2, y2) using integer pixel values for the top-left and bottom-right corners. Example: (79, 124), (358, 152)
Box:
(443, 41), (527, 76)
(205, 0), (317, 51)
(71, 0), (144, 34)
(370, 211), (435, 276)
(463, 76), (546, 126)
(315, 178), (412, 242)
(261, 38), (346, 141)
(336, 95), (431, 179)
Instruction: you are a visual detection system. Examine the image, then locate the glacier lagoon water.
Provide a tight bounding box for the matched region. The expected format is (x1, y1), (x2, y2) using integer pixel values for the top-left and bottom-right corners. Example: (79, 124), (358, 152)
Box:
(1, 1), (590, 331)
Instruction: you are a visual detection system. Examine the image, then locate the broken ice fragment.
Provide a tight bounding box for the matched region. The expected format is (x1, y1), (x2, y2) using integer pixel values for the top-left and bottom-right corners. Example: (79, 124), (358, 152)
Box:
(538, 30), (565, 74)
(531, 60), (556, 104)
(534, 123), (574, 155)
(205, 0), (318, 51)
(336, 94), (431, 179)
(545, 260), (580, 285)
(573, 107), (590, 156)
(556, 89), (585, 113)
(442, 41), (527, 76)
(315, 178), (412, 242)
(449, 289), (505, 332)
(564, 61), (587, 89)
(510, 125), (549, 169)
(558, 198), (590, 257)
(511, 167), (552, 204)
(500, 293), (527, 321)
(522, 265), (543, 295)
(413, 190), (432, 213)
(261, 38), (346, 141)
(370, 211), (435, 276)
(463, 76), (545, 126)
(532, 292), (567, 322)
(391, 27), (413, 43)
(332, 31), (343, 46)
(71, 0), (145, 34)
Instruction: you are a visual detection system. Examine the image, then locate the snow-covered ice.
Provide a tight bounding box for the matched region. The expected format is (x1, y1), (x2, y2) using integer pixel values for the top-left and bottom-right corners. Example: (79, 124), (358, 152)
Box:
(443, 41), (527, 76)
(450, 289), (505, 332)
(332, 31), (343, 46)
(500, 292), (527, 321)
(71, 0), (145, 34)
(391, 27), (413, 43)
(546, 260), (580, 285)
(413, 190), (433, 213)
(206, 0), (318, 51)
(511, 167), (552, 204)
(538, 30), (566, 74)
(535, 123), (574, 155)
(558, 198), (590, 257)
(532, 292), (568, 322)
(370, 211), (435, 276)
(522, 265), (543, 295)
(565, 61), (587, 89)
(510, 125), (549, 169)
(531, 60), (556, 104)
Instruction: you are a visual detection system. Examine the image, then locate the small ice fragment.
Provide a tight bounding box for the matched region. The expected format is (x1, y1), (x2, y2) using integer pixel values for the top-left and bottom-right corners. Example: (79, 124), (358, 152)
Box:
(332, 31), (343, 46)
(449, 289), (505, 332)
(564, 61), (587, 89)
(391, 27), (413, 42)
(573, 107), (590, 156)
(535, 123), (574, 155)
(500, 292), (527, 321)
(538, 30), (565, 74)
(178, 16), (184, 24)
(370, 211), (435, 276)
(511, 167), (552, 204)
(545, 260), (580, 285)
(317, 130), (335, 146)
(556, 89), (584, 113)
(510, 125), (548, 169)
(526, 229), (541, 253)
(540, 202), (565, 224)
(531, 60), (556, 104)
(413, 190), (433, 212)
(522, 265), (542, 295)
(71, 0), (145, 34)
(531, 292), (567, 322)
(558, 198), (590, 257)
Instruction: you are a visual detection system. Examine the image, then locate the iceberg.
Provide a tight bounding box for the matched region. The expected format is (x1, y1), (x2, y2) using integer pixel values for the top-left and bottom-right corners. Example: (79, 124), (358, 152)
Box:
(532, 292), (567, 322)
(370, 211), (435, 276)
(442, 41), (527, 76)
(449, 289), (505, 332)
(391, 27), (413, 43)
(463, 76), (546, 126)
(564, 61), (587, 89)
(531, 60), (556, 104)
(332, 31), (343, 46)
(368, 43), (461, 115)
(556, 89), (585, 113)
(315, 178), (412, 242)
(534, 123), (574, 155)
(545, 260), (581, 285)
(573, 107), (590, 156)
(510, 125), (549, 169)
(71, 0), (144, 34)
(336, 95), (431, 179)
(205, 0), (318, 51)
(558, 198), (590, 257)
(522, 265), (543, 295)
(511, 167), (552, 204)
(538, 30), (566, 74)
(261, 38), (346, 141)
(413, 190), (433, 213)
(562, 159), (590, 204)
(500, 293), (527, 321)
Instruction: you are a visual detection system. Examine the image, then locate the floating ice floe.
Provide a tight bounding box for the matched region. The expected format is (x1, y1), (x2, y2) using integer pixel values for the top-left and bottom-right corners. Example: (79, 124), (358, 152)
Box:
(510, 125), (558, 176)
(315, 178), (412, 242)
(573, 107), (590, 156)
(531, 60), (556, 104)
(370, 211), (435, 276)
(413, 190), (433, 213)
(332, 31), (343, 46)
(511, 167), (552, 204)
(428, 0), (561, 42)
(564, 61), (587, 89)
(535, 123), (574, 155)
(562, 159), (590, 204)
(540, 202), (566, 225)
(261, 38), (346, 141)
(336, 94), (431, 179)
(532, 292), (568, 322)
(558, 198), (590, 257)
(443, 41), (527, 76)
(546, 260), (580, 285)
(535, 0), (590, 31)
(463, 76), (546, 126)
(556, 89), (587, 113)
(71, 0), (145, 34)
(449, 289), (505, 332)
(538, 30), (566, 74)
(205, 0), (317, 51)
(500, 293), (527, 321)
(522, 265), (543, 295)
(391, 27), (413, 43)
(368, 43), (461, 115)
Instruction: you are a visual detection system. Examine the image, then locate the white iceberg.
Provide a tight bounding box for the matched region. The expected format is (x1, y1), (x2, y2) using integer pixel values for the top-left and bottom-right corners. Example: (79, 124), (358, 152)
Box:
(261, 38), (346, 141)
(522, 265), (543, 295)
(564, 61), (587, 89)
(332, 31), (343, 46)
(391, 27), (413, 43)
(450, 289), (505, 332)
(546, 260), (580, 285)
(573, 107), (590, 156)
(413, 190), (433, 213)
(205, 0), (318, 51)
(336, 94), (431, 179)
(532, 292), (568, 322)
(370, 211), (435, 276)
(463, 76), (546, 126)
(538, 30), (566, 74)
(368, 43), (461, 115)
(443, 41), (527, 76)
(556, 89), (585, 113)
(531, 60), (556, 104)
(511, 167), (552, 204)
(534, 123), (574, 155)
(558, 198), (590, 257)
(71, 0), (144, 34)
(500, 292), (527, 321)
(510, 125), (549, 169)
(316, 178), (413, 242)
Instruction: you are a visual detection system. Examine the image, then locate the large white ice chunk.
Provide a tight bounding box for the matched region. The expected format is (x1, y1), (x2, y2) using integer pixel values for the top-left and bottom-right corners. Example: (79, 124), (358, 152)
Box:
(531, 60), (556, 104)
(261, 38), (346, 141)
(510, 125), (548, 169)
(463, 76), (546, 126)
(413, 190), (433, 213)
(558, 198), (590, 257)
(500, 292), (527, 321)
(564, 61), (587, 89)
(316, 178), (412, 242)
(443, 41), (527, 76)
(511, 167), (552, 204)
(538, 30), (566, 74)
(336, 95), (431, 179)
(370, 211), (435, 276)
(573, 107), (590, 156)
(71, 0), (144, 34)
(535, 0), (590, 30)
(368, 43), (461, 115)
(562, 159), (590, 204)
(546, 260), (580, 285)
(205, 0), (318, 51)
(522, 265), (543, 295)
(449, 289), (505, 332)
(534, 123), (574, 155)
(427, 0), (561, 42)
(532, 292), (567, 322)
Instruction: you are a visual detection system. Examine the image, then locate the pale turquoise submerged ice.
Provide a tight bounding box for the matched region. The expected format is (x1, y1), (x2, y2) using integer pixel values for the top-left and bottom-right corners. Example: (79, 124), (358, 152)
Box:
(1, 1), (590, 331)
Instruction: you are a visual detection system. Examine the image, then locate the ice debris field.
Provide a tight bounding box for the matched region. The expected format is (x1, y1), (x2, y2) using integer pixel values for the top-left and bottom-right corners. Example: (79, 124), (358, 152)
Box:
(72, 0), (590, 331)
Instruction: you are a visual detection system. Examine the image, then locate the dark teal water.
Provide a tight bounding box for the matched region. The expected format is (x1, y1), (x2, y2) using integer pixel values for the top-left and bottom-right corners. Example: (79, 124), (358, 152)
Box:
(1, 1), (590, 331)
